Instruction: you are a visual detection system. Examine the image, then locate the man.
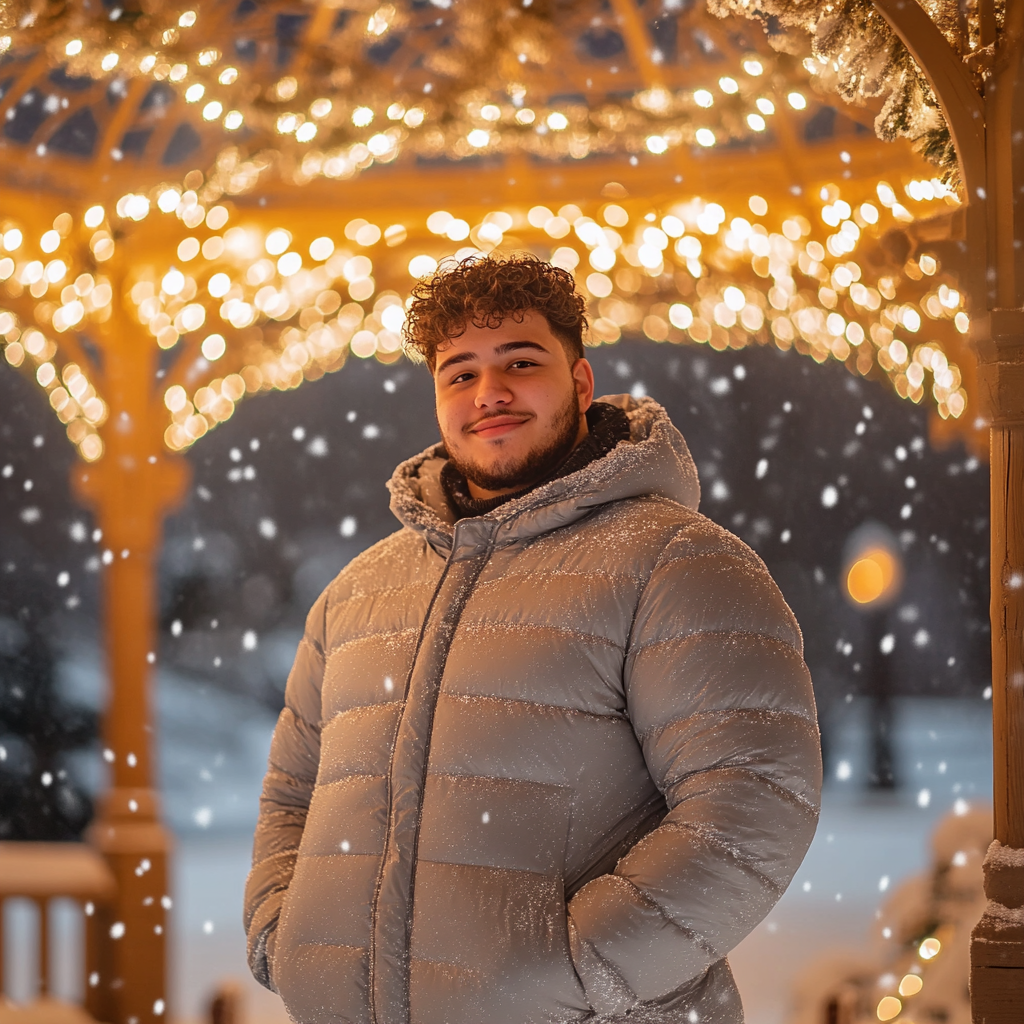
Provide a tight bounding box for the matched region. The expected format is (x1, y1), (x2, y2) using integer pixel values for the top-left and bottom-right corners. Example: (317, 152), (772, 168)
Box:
(245, 254), (821, 1024)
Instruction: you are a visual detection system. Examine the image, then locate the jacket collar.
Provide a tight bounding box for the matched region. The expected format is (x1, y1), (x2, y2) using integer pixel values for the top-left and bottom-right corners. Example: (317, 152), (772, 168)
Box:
(386, 395), (701, 558)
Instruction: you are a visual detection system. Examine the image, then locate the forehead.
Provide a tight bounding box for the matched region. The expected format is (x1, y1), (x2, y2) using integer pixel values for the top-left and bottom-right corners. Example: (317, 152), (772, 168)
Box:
(437, 310), (561, 356)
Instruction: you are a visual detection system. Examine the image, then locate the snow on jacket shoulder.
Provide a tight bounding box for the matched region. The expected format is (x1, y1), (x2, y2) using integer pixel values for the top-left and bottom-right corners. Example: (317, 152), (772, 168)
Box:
(244, 395), (821, 1024)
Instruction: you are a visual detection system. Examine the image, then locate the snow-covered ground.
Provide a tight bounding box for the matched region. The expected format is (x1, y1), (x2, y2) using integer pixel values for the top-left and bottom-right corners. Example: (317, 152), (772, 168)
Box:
(58, 652), (994, 1024)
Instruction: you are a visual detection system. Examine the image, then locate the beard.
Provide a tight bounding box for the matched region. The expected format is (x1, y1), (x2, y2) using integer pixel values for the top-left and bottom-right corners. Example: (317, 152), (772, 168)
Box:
(443, 386), (582, 493)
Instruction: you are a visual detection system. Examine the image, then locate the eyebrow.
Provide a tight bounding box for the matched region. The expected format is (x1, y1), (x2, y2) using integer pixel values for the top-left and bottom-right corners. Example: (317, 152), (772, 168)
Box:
(436, 340), (550, 375)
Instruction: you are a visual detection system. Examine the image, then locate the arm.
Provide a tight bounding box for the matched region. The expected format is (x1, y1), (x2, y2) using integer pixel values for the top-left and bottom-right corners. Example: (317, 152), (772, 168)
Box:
(567, 521), (822, 1013)
(243, 590), (328, 991)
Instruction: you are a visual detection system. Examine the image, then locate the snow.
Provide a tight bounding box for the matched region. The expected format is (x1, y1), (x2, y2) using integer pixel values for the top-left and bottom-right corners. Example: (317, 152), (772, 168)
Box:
(987, 840), (1024, 869)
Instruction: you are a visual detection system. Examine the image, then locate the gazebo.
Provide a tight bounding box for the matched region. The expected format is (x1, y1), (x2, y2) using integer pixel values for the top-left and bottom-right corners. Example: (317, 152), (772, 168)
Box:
(0, 0), (1018, 1021)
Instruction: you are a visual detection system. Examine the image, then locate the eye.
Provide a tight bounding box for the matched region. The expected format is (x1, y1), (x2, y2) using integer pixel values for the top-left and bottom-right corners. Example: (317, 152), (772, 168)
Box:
(450, 370), (475, 384)
(509, 359), (538, 369)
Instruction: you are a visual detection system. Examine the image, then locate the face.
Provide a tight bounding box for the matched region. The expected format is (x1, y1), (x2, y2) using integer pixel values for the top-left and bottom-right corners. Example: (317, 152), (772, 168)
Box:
(433, 310), (595, 499)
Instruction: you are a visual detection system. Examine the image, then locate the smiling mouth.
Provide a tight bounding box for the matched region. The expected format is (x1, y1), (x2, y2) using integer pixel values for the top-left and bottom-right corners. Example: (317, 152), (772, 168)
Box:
(468, 415), (531, 438)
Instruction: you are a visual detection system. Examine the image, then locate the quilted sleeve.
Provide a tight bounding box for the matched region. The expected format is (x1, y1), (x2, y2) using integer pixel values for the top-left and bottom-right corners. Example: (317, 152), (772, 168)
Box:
(243, 589), (328, 992)
(567, 521), (821, 1013)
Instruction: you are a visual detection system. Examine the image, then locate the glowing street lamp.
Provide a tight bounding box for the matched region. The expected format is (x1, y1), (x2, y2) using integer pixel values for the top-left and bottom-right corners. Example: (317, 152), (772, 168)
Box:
(842, 524), (904, 790)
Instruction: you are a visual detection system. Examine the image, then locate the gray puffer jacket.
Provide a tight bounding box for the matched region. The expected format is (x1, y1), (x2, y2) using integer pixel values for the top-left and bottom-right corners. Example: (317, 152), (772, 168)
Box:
(245, 395), (821, 1024)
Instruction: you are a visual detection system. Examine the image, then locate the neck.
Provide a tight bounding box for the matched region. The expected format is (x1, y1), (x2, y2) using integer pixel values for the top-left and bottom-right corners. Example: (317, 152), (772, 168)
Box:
(466, 415), (589, 500)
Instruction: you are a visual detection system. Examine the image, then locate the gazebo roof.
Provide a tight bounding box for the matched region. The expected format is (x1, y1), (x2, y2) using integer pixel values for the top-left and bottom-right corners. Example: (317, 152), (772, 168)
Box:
(0, 0), (978, 463)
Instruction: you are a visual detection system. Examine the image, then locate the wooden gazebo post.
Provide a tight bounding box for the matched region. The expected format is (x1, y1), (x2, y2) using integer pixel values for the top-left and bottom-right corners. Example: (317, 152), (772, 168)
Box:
(871, 0), (1024, 1017)
(72, 292), (191, 1024)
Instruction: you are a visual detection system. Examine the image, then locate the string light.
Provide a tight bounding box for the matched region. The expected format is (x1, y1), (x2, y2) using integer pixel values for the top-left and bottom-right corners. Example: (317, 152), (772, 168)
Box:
(0, 2), (973, 462)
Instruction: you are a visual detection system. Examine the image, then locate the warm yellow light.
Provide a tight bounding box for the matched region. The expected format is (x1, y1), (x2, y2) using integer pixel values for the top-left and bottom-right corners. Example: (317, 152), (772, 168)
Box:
(408, 254), (437, 278)
(547, 111), (568, 130)
(693, 89), (713, 108)
(65, 39), (83, 57)
(311, 98), (333, 119)
(467, 129), (490, 148)
(756, 97), (775, 115)
(203, 101), (223, 121)
(309, 237), (335, 261)
(747, 113), (766, 131)
(899, 974), (923, 996)
(743, 59), (763, 76)
(41, 230), (60, 253)
(296, 122), (317, 142)
(787, 91), (807, 109)
(749, 196), (768, 216)
(481, 104), (501, 121)
(646, 135), (667, 154)
(224, 110), (243, 130)
(179, 10), (197, 28)
(101, 53), (119, 71)
(162, 269), (185, 296)
(876, 996), (901, 1021)
(201, 334), (226, 361)
(164, 385), (188, 413)
(219, 67), (238, 85)
(265, 229), (291, 255)
(846, 548), (897, 604)
(919, 937), (941, 959)
(352, 106), (374, 127)
(515, 108), (535, 124)
(718, 76), (738, 94)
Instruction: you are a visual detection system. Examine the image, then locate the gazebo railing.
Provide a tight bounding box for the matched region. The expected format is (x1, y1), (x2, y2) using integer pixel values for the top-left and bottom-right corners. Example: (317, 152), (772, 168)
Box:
(0, 842), (117, 1021)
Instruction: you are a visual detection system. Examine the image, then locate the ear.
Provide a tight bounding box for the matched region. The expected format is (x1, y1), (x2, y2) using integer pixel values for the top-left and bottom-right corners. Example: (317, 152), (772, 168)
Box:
(572, 358), (595, 414)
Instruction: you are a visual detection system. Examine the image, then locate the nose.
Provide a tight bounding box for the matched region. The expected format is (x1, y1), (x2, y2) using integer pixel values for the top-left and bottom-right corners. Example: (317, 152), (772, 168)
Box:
(473, 368), (514, 409)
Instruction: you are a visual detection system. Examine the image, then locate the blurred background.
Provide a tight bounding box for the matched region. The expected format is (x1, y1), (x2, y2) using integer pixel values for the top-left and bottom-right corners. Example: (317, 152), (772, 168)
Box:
(0, 332), (991, 1023)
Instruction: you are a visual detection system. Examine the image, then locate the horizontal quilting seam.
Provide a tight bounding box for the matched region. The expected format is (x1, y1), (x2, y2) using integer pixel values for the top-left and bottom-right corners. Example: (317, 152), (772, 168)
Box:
(313, 772), (387, 785)
(639, 706), (817, 741)
(474, 566), (645, 587)
(290, 939), (367, 951)
(328, 573), (435, 603)
(653, 820), (784, 896)
(297, 850), (381, 863)
(603, 874), (721, 961)
(425, 769), (573, 794)
(628, 626), (800, 657)
(438, 691), (625, 721)
(325, 625), (422, 659)
(663, 764), (819, 817)
(415, 858), (561, 881)
(408, 953), (483, 974)
(455, 619), (624, 650)
(323, 703), (403, 726)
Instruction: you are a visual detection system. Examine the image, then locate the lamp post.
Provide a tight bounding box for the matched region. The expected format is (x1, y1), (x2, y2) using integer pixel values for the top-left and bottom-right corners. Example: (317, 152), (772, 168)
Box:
(842, 524), (904, 791)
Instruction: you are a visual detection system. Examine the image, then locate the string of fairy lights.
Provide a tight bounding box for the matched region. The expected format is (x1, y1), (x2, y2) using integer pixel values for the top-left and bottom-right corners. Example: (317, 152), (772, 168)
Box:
(0, 1), (970, 462)
(4, 2), (827, 188)
(0, 165), (969, 461)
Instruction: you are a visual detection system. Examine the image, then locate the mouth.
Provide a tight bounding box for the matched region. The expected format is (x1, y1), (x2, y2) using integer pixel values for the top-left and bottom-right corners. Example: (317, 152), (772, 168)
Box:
(467, 415), (531, 439)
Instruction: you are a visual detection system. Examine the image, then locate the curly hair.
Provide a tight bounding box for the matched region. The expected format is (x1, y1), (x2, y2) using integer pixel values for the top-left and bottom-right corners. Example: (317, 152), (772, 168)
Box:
(402, 254), (587, 370)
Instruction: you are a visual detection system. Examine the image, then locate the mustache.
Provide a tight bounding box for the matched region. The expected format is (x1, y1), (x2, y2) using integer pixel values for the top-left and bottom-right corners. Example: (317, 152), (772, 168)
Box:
(463, 411), (532, 434)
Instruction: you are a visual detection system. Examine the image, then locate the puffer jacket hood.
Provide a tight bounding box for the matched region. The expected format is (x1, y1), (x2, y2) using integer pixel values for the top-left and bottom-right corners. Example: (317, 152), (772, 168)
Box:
(245, 393), (821, 1024)
(387, 395), (701, 556)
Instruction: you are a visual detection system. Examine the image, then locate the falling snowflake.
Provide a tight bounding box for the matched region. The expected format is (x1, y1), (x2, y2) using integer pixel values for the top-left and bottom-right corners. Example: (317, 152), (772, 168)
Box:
(242, 630), (258, 651)
(259, 518), (277, 539)
(307, 436), (329, 457)
(820, 485), (838, 508)
(340, 516), (358, 538)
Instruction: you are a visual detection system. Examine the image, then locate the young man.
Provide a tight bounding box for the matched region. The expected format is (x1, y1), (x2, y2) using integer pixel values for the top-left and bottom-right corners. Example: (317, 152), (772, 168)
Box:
(245, 255), (821, 1024)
